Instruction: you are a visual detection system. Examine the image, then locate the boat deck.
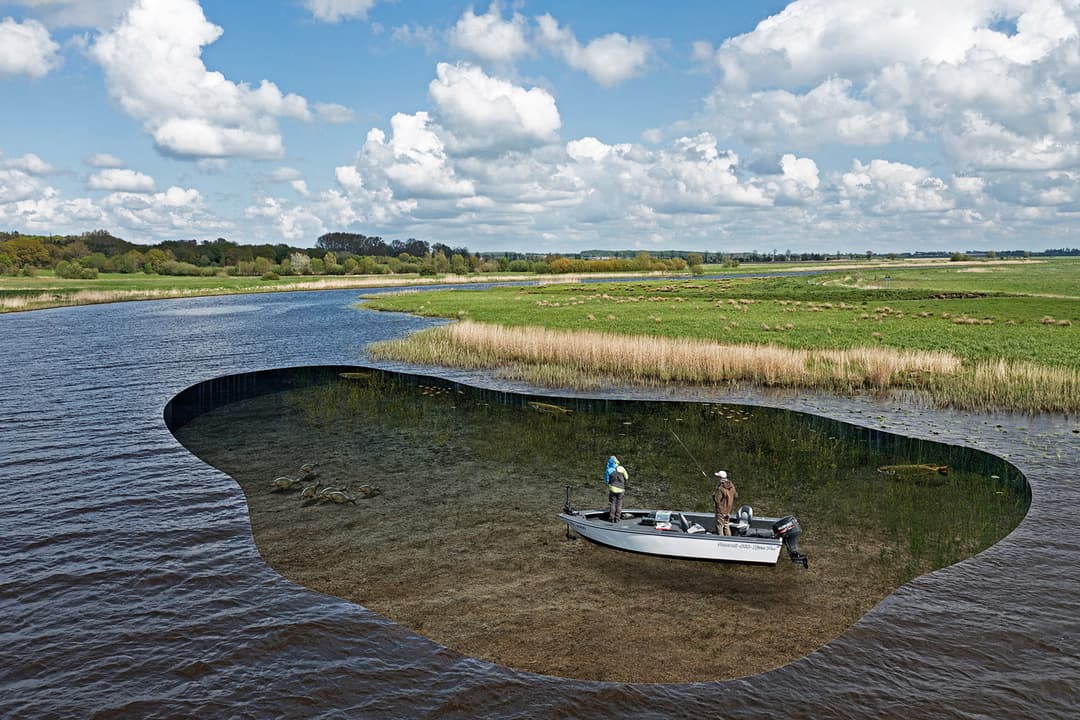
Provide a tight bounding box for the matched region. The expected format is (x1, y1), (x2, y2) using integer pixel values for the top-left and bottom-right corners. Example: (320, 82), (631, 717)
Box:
(584, 508), (780, 538)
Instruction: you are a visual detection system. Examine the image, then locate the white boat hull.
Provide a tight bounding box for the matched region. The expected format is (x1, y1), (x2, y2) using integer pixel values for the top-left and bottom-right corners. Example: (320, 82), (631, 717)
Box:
(560, 509), (785, 565)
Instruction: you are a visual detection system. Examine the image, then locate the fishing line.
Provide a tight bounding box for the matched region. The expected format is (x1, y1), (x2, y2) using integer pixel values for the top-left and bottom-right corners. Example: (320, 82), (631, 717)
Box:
(670, 429), (708, 478)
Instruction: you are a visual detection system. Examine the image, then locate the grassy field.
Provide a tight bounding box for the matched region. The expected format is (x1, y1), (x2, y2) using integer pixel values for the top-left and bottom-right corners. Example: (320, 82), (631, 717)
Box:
(0, 270), (567, 313)
(0, 268), (711, 313)
(363, 258), (1080, 412)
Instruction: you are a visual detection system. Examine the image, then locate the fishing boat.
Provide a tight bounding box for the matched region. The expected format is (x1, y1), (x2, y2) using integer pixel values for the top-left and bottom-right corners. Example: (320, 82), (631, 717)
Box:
(559, 489), (808, 567)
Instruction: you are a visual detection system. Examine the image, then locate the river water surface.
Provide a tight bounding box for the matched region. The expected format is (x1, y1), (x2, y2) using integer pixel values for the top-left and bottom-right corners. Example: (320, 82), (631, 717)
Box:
(2, 289), (1078, 719)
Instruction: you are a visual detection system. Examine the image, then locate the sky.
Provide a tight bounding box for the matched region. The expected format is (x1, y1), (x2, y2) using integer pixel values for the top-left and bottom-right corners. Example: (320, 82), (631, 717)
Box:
(1, 0), (1079, 254)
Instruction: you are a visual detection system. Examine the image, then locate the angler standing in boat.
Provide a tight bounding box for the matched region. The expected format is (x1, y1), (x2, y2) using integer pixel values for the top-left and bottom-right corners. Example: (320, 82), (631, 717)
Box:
(605, 456), (628, 523)
(713, 470), (737, 535)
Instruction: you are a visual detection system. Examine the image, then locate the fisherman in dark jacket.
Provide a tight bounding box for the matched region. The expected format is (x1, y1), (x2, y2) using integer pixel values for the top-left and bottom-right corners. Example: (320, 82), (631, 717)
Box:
(712, 470), (737, 535)
(605, 456), (628, 523)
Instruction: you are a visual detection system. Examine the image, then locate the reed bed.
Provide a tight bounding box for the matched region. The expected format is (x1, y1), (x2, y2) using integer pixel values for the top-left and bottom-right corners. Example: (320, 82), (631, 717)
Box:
(2, 269), (648, 313)
(369, 320), (1080, 413)
(927, 359), (1080, 413)
(0, 274), (566, 313)
(372, 320), (955, 390)
(0, 288), (213, 311)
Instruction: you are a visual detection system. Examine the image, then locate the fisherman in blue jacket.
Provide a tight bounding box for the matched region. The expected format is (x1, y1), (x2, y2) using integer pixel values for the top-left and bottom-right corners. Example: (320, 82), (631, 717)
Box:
(605, 456), (628, 523)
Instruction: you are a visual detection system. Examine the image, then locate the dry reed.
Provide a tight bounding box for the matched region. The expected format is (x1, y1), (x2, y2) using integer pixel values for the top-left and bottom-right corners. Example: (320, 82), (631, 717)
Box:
(371, 321), (960, 390)
(0, 273), (574, 313)
(369, 320), (1080, 412)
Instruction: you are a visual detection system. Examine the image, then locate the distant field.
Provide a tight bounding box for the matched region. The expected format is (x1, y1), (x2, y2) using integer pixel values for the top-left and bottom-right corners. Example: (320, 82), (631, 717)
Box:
(364, 259), (1080, 368)
(363, 258), (1080, 412)
(0, 271), (553, 312)
(0, 269), (691, 313)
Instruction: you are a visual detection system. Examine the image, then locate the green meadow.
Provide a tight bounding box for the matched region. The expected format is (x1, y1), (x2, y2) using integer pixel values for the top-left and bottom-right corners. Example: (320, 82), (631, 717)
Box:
(363, 258), (1080, 411)
(364, 259), (1080, 368)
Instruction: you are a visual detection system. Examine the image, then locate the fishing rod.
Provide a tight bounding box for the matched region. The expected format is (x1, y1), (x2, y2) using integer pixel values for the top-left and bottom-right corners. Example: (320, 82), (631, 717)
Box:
(670, 429), (708, 478)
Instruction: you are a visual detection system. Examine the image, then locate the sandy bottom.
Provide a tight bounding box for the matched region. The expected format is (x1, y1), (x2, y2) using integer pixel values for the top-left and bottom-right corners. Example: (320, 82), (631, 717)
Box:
(174, 382), (919, 683)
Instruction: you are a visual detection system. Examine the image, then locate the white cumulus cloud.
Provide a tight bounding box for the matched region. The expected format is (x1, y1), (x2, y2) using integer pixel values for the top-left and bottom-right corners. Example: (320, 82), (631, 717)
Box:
(695, 0), (1080, 175)
(707, 0), (1078, 90)
(429, 62), (560, 153)
(0, 17), (60, 78)
(315, 102), (355, 124)
(361, 111), (475, 198)
(91, 0), (311, 160)
(2, 152), (56, 175)
(449, 3), (530, 66)
(839, 159), (954, 214)
(706, 77), (910, 150)
(88, 168), (156, 193)
(305, 0), (379, 23)
(85, 153), (126, 169)
(536, 13), (652, 86)
(8, 0), (133, 29)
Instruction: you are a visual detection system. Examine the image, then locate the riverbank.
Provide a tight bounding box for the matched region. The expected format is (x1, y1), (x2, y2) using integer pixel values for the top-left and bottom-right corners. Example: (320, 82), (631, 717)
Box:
(0, 271), (580, 313)
(363, 260), (1080, 413)
(2, 256), (1048, 313)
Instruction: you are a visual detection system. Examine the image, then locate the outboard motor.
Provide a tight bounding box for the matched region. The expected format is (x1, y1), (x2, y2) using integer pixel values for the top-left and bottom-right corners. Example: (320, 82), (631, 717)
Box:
(735, 505), (753, 536)
(563, 486), (577, 516)
(772, 515), (809, 568)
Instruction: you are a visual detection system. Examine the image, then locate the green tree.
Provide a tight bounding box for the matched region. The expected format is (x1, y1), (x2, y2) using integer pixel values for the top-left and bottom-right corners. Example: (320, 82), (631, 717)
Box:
(450, 253), (468, 274)
(143, 248), (170, 273)
(419, 256), (438, 276)
(2, 236), (51, 267)
(290, 252), (312, 274)
(433, 250), (450, 273)
(115, 250), (145, 273)
(548, 257), (572, 273)
(79, 252), (109, 270)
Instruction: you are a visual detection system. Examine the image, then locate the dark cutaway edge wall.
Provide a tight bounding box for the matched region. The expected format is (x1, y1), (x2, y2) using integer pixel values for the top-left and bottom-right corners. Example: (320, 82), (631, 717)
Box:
(163, 364), (1030, 502)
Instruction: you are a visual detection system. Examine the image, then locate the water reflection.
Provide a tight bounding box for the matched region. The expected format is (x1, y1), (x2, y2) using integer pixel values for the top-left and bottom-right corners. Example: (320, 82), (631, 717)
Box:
(167, 366), (1028, 683)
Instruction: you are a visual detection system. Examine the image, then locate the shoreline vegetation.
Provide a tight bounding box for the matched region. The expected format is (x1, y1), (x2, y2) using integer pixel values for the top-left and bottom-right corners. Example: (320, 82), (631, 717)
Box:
(0, 256), (1054, 314)
(368, 321), (1080, 413)
(0, 271), (604, 313)
(364, 258), (1080, 414)
(6, 257), (1077, 413)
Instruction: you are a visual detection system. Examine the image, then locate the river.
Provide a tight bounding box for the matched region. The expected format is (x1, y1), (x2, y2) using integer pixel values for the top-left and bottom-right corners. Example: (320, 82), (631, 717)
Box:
(1, 288), (1077, 719)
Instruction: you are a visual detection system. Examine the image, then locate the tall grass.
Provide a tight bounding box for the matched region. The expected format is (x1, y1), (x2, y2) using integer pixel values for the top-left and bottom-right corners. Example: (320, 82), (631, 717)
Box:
(927, 359), (1080, 412)
(369, 320), (1080, 412)
(0, 274), (575, 313)
(372, 320), (947, 390)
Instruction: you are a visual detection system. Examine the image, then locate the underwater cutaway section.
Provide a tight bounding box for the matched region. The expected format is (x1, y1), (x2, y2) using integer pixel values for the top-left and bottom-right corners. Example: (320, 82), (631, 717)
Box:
(166, 365), (1029, 683)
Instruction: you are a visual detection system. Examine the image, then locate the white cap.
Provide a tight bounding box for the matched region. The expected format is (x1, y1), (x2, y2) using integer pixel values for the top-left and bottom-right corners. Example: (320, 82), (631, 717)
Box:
(714, 470), (727, 478)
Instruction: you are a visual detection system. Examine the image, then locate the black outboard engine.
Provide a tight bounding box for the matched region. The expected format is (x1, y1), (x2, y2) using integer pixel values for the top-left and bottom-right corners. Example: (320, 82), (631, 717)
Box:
(772, 515), (809, 568)
(563, 486), (577, 515)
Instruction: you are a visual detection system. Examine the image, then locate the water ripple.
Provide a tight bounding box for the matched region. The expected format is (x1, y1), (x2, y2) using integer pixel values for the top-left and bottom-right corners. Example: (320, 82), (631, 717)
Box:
(1, 289), (1077, 719)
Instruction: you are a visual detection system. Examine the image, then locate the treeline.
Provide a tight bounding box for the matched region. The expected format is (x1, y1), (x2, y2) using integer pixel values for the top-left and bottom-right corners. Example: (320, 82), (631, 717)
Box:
(583, 248), (1072, 262)
(4, 229), (1071, 280)
(0, 229), (692, 279)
